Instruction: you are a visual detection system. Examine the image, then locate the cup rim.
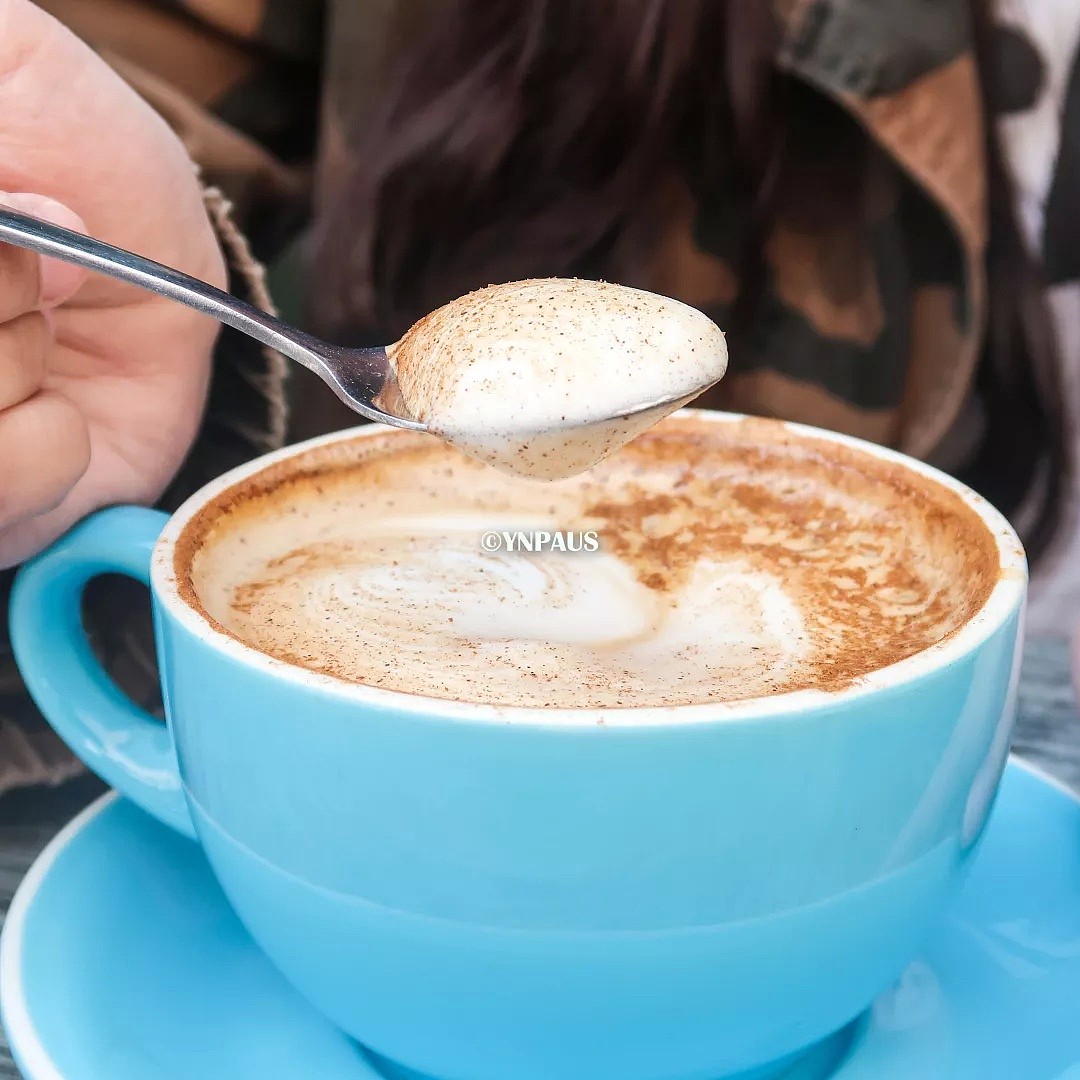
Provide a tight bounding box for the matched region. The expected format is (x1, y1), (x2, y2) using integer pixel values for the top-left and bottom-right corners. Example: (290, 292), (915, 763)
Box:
(151, 410), (1027, 729)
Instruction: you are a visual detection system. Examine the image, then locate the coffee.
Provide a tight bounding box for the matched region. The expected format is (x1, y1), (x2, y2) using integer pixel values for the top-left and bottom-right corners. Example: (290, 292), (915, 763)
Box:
(389, 279), (728, 480)
(176, 414), (1000, 710)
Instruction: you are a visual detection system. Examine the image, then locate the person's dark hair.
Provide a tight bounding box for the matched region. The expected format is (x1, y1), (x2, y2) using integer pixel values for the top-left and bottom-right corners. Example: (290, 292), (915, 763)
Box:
(311, 0), (1067, 562)
(962, 1), (1067, 561)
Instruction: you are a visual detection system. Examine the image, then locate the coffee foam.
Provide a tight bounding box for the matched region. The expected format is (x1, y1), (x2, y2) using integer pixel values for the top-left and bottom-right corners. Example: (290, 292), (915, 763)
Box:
(388, 279), (727, 480)
(176, 416), (1001, 710)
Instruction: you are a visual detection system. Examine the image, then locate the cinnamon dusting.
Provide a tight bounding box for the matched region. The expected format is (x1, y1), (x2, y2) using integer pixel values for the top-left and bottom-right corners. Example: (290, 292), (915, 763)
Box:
(174, 414), (1003, 708)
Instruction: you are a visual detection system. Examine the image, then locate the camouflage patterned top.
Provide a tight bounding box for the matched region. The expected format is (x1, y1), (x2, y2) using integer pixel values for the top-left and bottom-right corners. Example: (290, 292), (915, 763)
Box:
(2, 0), (1078, 789)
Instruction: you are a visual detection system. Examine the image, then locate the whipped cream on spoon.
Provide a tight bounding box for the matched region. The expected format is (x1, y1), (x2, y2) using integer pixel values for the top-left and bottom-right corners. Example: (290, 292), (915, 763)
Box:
(389, 278), (728, 479)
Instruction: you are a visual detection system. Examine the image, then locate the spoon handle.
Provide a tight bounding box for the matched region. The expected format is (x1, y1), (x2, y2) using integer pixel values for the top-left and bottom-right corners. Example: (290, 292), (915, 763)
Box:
(0, 206), (333, 372)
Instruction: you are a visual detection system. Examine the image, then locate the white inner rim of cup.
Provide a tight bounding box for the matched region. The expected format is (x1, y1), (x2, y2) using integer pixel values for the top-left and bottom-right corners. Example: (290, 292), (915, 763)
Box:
(151, 410), (1027, 728)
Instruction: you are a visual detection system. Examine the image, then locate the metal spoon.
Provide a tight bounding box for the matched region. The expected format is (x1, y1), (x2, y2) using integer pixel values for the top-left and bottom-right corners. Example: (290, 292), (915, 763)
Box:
(0, 205), (423, 429)
(0, 206), (699, 437)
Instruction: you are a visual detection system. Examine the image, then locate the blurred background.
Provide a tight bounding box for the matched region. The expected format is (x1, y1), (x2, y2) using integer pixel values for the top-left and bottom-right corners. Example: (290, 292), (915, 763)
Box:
(26, 0), (1080, 634)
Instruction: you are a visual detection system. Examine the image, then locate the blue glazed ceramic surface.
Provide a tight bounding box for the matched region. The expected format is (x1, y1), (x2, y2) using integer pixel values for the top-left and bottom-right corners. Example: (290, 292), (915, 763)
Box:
(3, 760), (1079, 1080)
(7, 416), (1029, 1079)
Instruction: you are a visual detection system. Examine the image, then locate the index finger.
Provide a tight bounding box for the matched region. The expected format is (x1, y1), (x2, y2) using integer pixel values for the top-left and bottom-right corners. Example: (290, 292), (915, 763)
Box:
(0, 241), (41, 322)
(0, 192), (89, 309)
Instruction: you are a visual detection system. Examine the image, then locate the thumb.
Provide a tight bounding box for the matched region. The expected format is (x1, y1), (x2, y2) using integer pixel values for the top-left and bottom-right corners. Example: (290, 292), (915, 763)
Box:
(0, 193), (88, 307)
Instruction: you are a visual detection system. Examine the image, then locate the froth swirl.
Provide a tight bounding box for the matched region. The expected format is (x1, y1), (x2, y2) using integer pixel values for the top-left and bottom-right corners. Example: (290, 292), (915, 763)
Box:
(184, 419), (1000, 710)
(202, 510), (810, 707)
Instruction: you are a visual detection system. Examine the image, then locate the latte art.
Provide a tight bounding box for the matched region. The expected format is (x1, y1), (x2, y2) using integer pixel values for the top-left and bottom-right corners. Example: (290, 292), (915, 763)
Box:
(177, 415), (1000, 710)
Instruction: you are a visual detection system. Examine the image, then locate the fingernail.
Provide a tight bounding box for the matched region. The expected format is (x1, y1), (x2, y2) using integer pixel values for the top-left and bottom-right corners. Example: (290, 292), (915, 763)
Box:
(0, 193), (88, 306)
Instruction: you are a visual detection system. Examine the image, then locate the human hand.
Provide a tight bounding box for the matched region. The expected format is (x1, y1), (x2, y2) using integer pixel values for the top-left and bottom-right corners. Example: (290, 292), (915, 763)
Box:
(0, 0), (226, 567)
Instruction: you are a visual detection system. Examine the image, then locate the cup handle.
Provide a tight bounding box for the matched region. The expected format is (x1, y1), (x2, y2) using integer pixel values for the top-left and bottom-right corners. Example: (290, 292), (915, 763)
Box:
(9, 506), (196, 838)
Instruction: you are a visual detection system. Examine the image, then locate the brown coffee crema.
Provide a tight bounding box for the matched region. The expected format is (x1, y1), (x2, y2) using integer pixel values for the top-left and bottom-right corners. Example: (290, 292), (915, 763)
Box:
(175, 416), (1001, 709)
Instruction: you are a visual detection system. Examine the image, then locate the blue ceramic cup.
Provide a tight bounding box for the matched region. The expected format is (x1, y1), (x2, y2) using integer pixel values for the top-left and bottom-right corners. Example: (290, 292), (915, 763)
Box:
(9, 414), (1026, 1080)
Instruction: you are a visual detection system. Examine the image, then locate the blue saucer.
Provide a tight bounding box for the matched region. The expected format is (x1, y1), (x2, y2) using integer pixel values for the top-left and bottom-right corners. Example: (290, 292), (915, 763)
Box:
(3, 757), (1080, 1080)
